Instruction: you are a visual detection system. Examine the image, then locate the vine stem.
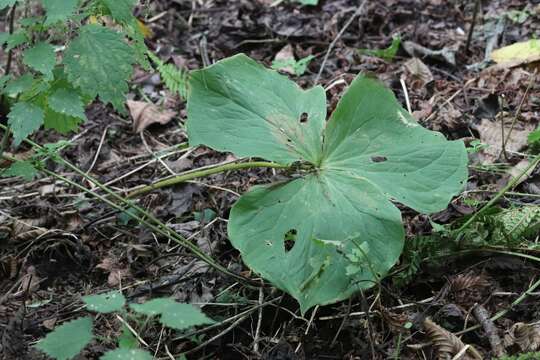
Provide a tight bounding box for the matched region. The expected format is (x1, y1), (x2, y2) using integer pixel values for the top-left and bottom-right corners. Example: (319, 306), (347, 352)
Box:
(0, 124), (268, 286)
(126, 161), (289, 198)
(457, 153), (540, 233)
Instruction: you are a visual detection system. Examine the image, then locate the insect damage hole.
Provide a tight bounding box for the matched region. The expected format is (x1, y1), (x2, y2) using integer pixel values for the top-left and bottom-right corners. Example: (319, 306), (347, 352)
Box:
(283, 229), (297, 253)
(299, 112), (308, 123)
(370, 155), (387, 163)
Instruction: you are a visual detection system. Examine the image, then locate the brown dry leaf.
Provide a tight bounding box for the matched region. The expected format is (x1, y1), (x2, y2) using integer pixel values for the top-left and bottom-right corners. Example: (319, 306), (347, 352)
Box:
(423, 318), (482, 360)
(404, 57), (434, 86)
(96, 257), (131, 287)
(127, 100), (177, 133)
(474, 118), (535, 163)
(42, 318), (57, 330)
(506, 322), (540, 352)
(273, 44), (296, 75)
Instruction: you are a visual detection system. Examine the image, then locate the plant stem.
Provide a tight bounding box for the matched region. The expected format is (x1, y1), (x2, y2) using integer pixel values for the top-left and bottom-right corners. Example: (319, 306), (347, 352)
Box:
(126, 161), (289, 198)
(0, 126), (265, 286)
(457, 154), (540, 233)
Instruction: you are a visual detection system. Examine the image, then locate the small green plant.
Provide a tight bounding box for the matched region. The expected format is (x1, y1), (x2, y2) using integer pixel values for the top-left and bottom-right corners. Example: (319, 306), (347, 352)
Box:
(271, 54), (315, 76)
(528, 126), (540, 153)
(0, 0), (189, 154)
(186, 54), (468, 312)
(35, 291), (214, 360)
(358, 35), (401, 62)
(498, 352), (540, 360)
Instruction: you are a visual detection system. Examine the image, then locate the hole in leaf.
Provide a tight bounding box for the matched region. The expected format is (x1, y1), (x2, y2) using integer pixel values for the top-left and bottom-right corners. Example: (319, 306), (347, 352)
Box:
(299, 112), (308, 123)
(370, 155), (387, 163)
(283, 229), (297, 253)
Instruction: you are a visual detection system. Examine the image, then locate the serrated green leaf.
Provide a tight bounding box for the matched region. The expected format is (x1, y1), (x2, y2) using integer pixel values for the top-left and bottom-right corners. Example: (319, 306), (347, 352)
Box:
(23, 42), (56, 78)
(100, 348), (153, 360)
(35, 317), (93, 360)
(1, 160), (37, 180)
(83, 291), (126, 313)
(3, 74), (34, 97)
(48, 88), (87, 120)
(42, 0), (79, 24)
(130, 298), (214, 330)
(63, 24), (135, 111)
(5, 31), (28, 50)
(44, 108), (83, 133)
(102, 0), (136, 23)
(8, 102), (44, 145)
(0, 0), (16, 10)
(187, 54), (468, 312)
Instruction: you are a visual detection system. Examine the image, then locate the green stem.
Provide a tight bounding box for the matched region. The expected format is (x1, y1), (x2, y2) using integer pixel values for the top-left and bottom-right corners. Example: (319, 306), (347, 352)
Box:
(0, 126), (264, 286)
(126, 161), (289, 198)
(458, 154), (540, 233)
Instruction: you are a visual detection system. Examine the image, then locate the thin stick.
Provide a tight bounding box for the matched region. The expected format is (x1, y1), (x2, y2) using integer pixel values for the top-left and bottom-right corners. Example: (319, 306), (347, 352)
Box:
(500, 70), (536, 160)
(465, 0), (481, 54)
(315, 0), (368, 84)
(253, 284), (264, 354)
(85, 126), (108, 174)
(400, 78), (412, 114)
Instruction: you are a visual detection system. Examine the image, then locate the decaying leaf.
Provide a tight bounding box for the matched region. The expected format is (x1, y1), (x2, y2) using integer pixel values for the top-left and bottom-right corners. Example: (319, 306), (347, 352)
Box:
(403, 57), (434, 86)
(272, 45), (296, 75)
(474, 118), (535, 163)
(491, 39), (540, 67)
(423, 318), (482, 359)
(127, 100), (177, 133)
(506, 322), (540, 352)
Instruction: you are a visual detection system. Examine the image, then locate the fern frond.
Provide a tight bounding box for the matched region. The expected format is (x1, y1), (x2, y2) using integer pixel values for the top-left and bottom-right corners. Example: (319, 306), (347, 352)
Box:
(147, 52), (188, 99)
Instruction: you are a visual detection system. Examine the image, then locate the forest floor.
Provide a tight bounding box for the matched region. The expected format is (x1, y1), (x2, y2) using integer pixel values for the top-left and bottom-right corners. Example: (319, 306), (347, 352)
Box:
(1, 0), (540, 359)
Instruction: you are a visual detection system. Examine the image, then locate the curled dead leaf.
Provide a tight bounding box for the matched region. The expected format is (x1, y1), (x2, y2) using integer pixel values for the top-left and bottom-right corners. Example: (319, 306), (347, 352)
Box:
(404, 57), (434, 86)
(507, 322), (540, 352)
(423, 318), (482, 359)
(127, 100), (177, 133)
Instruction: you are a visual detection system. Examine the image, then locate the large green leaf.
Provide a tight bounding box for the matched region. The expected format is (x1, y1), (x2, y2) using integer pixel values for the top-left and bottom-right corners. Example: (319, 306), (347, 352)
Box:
(187, 54), (468, 312)
(83, 291), (126, 313)
(35, 317), (93, 360)
(101, 348), (152, 360)
(63, 24), (135, 111)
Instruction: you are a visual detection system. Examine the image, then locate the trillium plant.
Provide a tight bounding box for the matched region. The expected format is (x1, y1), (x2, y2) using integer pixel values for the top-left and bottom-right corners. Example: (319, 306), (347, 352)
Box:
(187, 54), (468, 312)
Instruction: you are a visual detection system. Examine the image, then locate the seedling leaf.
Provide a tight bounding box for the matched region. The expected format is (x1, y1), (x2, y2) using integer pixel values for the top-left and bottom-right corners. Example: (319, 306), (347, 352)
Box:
(8, 102), (44, 145)
(48, 88), (87, 120)
(0, 0), (16, 10)
(63, 24), (135, 111)
(1, 160), (37, 180)
(102, 0), (137, 24)
(35, 317), (93, 360)
(187, 54), (468, 312)
(101, 348), (153, 360)
(130, 298), (214, 330)
(359, 35), (401, 61)
(83, 291), (126, 313)
(42, 0), (79, 24)
(23, 42), (56, 78)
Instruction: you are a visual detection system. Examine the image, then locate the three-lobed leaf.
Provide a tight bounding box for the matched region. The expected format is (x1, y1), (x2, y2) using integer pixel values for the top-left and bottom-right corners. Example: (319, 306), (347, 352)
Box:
(187, 54), (468, 312)
(130, 298), (214, 330)
(63, 24), (135, 111)
(35, 317), (93, 360)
